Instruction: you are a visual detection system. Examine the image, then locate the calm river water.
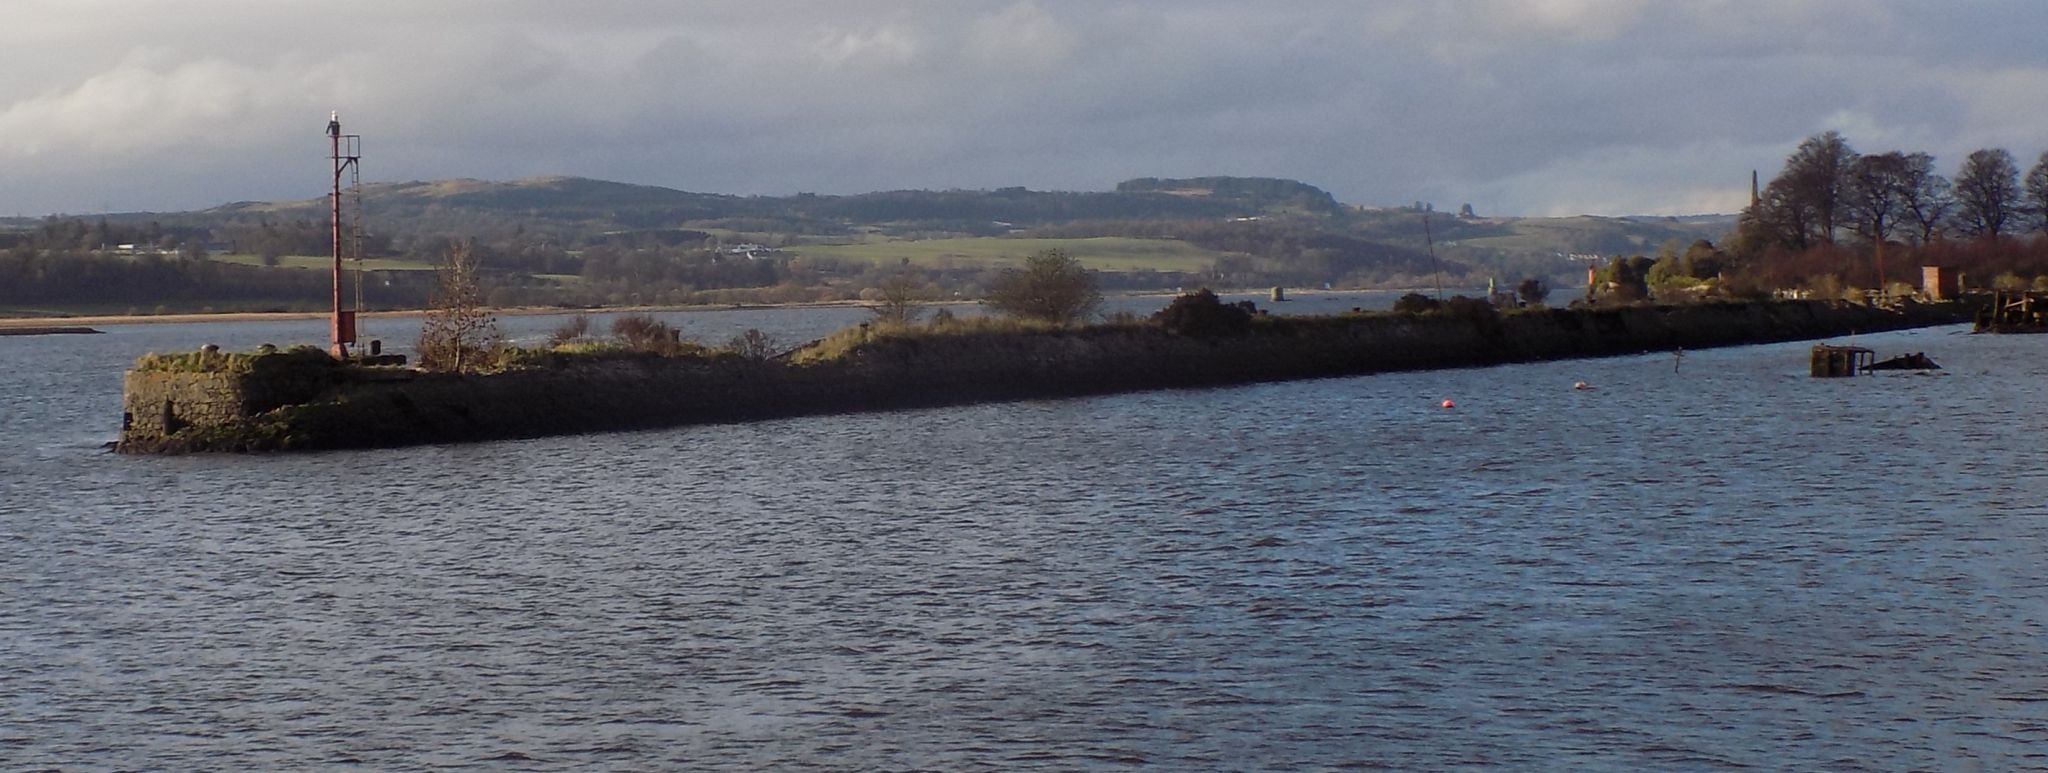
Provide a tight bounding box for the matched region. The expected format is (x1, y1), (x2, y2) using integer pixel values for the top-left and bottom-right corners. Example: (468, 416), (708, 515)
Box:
(4, 298), (2046, 770)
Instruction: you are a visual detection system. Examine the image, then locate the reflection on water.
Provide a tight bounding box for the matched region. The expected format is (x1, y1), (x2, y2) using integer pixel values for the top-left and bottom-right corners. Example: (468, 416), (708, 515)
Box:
(4, 309), (2047, 769)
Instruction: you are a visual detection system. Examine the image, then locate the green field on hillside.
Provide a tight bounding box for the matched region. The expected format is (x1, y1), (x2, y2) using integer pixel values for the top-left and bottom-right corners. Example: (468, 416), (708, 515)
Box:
(792, 237), (1225, 272)
(1443, 216), (1727, 256)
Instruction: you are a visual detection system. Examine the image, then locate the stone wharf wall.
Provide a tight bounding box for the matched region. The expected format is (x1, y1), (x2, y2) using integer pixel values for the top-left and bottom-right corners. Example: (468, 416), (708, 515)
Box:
(119, 300), (1962, 452)
(121, 366), (343, 440)
(122, 371), (245, 438)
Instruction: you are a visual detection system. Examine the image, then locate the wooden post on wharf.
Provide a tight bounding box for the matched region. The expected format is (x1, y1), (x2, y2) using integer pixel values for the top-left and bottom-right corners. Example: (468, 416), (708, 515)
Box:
(1975, 290), (2048, 332)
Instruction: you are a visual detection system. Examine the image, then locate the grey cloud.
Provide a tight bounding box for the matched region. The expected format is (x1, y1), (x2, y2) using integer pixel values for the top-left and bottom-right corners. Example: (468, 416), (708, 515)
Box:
(2, 1), (2046, 216)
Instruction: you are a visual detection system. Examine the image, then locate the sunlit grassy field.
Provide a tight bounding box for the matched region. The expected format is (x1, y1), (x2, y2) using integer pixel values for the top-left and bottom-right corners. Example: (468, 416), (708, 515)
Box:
(1439, 216), (1723, 255)
(791, 237), (1225, 272)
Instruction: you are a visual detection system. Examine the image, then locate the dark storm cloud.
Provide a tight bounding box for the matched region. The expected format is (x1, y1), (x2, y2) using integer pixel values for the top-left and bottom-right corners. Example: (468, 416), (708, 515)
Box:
(2, 1), (2045, 216)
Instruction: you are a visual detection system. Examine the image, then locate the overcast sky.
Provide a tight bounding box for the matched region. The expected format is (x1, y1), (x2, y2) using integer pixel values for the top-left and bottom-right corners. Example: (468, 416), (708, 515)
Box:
(4, 0), (2046, 217)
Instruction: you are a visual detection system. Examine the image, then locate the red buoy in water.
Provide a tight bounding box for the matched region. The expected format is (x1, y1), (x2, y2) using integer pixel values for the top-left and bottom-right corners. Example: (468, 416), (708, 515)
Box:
(1440, 399), (1456, 409)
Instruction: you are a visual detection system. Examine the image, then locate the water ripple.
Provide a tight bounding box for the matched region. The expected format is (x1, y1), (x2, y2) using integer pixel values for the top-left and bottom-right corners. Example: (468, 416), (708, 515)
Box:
(5, 321), (2048, 769)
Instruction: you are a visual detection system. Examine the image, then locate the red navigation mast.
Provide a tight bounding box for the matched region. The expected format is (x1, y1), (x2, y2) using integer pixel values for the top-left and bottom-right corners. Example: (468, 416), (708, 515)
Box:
(327, 111), (361, 358)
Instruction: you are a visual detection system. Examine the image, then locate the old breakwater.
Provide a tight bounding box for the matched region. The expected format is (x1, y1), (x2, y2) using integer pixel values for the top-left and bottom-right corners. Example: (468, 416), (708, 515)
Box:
(117, 300), (1965, 453)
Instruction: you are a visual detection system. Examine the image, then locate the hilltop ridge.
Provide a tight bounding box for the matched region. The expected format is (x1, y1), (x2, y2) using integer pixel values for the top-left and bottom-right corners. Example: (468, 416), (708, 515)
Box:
(124, 174), (1732, 266)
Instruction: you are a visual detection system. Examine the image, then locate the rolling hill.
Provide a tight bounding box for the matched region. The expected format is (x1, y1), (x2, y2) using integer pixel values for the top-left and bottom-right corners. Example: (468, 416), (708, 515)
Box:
(13, 175), (1743, 301)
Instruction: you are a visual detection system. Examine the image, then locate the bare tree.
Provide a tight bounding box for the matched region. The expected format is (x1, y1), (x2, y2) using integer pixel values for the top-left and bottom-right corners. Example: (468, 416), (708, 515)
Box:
(2025, 151), (2048, 235)
(1846, 152), (1911, 246)
(548, 313), (592, 346)
(724, 328), (782, 361)
(1953, 148), (2022, 239)
(610, 313), (690, 355)
(870, 272), (926, 325)
(1847, 151), (1916, 287)
(985, 248), (1102, 324)
(1744, 177), (1815, 251)
(1745, 131), (1856, 251)
(1895, 152), (1953, 245)
(1782, 131), (1858, 244)
(416, 241), (501, 372)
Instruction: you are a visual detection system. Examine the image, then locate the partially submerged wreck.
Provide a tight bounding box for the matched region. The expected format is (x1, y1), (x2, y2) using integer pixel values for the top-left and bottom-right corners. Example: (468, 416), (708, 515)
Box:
(119, 299), (1969, 453)
(1810, 345), (1940, 377)
(1867, 352), (1941, 371)
(1809, 344), (1874, 377)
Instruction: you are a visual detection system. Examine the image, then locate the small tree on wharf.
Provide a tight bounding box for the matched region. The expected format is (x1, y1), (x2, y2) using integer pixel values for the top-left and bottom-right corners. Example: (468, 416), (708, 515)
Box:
(417, 241), (500, 372)
(985, 248), (1101, 324)
(871, 271), (927, 326)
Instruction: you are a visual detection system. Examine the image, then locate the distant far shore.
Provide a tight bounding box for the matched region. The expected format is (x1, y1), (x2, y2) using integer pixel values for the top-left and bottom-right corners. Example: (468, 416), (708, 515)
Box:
(0, 288), (1414, 331)
(0, 325), (104, 336)
(0, 301), (872, 330)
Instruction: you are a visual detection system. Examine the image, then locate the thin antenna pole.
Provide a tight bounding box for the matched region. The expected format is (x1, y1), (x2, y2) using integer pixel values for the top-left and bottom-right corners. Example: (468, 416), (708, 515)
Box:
(1423, 209), (1443, 300)
(329, 112), (345, 358)
(351, 149), (364, 332)
(327, 111), (361, 359)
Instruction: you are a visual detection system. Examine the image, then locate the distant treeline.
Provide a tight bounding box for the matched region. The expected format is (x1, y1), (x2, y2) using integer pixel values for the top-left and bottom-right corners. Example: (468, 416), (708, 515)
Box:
(1723, 131), (2048, 293)
(163, 176), (1341, 249)
(4, 215), (397, 263)
(0, 216), (1472, 311)
(1743, 131), (2048, 251)
(480, 243), (1210, 309)
(13, 217), (212, 255)
(0, 248), (435, 309)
